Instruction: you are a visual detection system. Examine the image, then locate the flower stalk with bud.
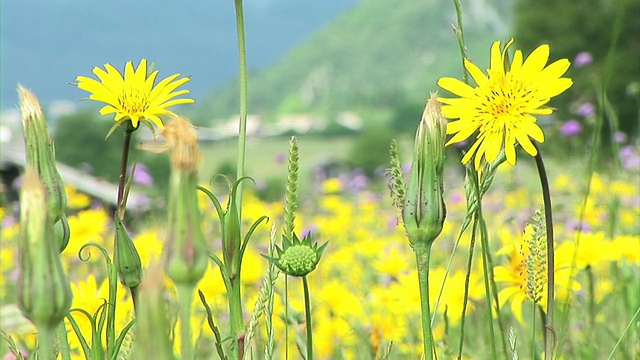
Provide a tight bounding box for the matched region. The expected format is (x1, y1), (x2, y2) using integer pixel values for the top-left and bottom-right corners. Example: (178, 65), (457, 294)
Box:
(388, 93), (447, 360)
(262, 232), (328, 360)
(162, 116), (209, 360)
(17, 169), (73, 360)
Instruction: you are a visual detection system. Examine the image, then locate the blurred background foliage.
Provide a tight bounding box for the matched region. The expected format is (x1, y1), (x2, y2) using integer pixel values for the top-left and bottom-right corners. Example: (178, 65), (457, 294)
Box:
(26, 0), (638, 202)
(515, 0), (639, 137)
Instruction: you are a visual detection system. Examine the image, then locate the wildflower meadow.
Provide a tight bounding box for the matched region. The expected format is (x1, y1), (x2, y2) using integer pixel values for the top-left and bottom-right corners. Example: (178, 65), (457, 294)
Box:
(1, 1), (638, 360)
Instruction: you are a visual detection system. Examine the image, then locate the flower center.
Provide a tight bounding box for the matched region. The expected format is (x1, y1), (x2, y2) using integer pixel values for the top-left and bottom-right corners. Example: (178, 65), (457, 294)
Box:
(477, 73), (534, 133)
(119, 88), (150, 115)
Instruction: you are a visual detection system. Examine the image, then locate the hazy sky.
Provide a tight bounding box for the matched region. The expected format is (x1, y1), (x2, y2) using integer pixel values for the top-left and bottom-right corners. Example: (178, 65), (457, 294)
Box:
(0, 0), (357, 110)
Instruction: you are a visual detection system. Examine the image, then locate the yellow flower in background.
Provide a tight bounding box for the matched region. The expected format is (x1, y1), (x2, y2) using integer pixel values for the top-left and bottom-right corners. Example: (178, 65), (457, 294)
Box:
(76, 59), (194, 129)
(438, 39), (573, 169)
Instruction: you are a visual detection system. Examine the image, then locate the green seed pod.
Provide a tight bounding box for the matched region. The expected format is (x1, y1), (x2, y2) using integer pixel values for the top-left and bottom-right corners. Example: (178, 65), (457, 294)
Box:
(53, 214), (71, 253)
(114, 216), (144, 288)
(163, 116), (208, 287)
(402, 93), (447, 246)
(17, 169), (72, 330)
(18, 85), (67, 223)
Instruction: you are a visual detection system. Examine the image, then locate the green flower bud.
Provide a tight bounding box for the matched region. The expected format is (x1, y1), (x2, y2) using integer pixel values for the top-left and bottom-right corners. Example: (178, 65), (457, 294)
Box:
(114, 216), (144, 288)
(18, 85), (67, 223)
(17, 168), (72, 330)
(263, 233), (328, 277)
(163, 116), (208, 287)
(53, 214), (71, 253)
(402, 93), (447, 246)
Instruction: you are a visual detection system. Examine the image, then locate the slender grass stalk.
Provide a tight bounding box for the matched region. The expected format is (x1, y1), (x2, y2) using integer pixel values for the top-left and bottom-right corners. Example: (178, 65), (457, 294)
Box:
(607, 305), (640, 359)
(414, 243), (434, 360)
(559, 2), (623, 352)
(302, 276), (313, 360)
(456, 218), (478, 359)
(477, 216), (498, 360)
(532, 145), (555, 359)
(452, 0), (469, 83)
(177, 285), (195, 360)
(479, 217), (509, 358)
(586, 266), (596, 349)
(233, 0), (249, 215)
(531, 301), (536, 360)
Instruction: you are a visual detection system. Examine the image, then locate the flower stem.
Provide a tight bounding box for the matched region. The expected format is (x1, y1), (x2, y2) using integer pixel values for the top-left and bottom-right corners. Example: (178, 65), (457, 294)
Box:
(36, 325), (55, 360)
(116, 126), (134, 219)
(478, 217), (498, 360)
(177, 285), (194, 360)
(228, 276), (244, 360)
(457, 219), (478, 359)
(533, 144), (555, 360)
(414, 242), (434, 360)
(302, 276), (313, 360)
(57, 322), (71, 360)
(233, 0), (248, 217)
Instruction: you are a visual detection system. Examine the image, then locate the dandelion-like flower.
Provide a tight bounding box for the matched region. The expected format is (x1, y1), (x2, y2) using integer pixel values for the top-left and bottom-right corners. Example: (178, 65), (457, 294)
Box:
(75, 59), (195, 130)
(438, 39), (573, 169)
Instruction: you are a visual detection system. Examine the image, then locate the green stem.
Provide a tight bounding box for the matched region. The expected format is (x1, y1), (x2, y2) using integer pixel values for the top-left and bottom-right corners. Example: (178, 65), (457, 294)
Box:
(233, 0), (248, 217)
(457, 218), (478, 359)
(452, 0), (468, 83)
(57, 322), (71, 360)
(586, 266), (596, 347)
(414, 242), (434, 360)
(533, 145), (555, 360)
(228, 276), (244, 360)
(531, 301), (536, 360)
(302, 276), (313, 360)
(478, 218), (498, 360)
(116, 127), (134, 219)
(36, 325), (55, 360)
(285, 276), (290, 360)
(177, 285), (195, 360)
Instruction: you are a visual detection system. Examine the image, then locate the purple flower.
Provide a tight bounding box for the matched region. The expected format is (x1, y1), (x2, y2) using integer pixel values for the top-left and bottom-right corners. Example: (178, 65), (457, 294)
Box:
(560, 120), (582, 137)
(130, 163), (154, 186)
(574, 52), (593, 68)
(275, 152), (286, 164)
(619, 145), (640, 171)
(576, 102), (596, 117)
(614, 131), (628, 144)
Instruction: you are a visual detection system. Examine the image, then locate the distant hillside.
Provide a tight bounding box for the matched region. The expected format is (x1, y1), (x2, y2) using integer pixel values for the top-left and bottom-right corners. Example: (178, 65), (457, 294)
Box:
(195, 0), (512, 126)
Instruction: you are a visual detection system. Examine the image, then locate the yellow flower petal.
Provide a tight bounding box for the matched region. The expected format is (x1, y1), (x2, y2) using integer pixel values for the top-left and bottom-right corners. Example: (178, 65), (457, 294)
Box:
(75, 59), (194, 130)
(437, 39), (572, 169)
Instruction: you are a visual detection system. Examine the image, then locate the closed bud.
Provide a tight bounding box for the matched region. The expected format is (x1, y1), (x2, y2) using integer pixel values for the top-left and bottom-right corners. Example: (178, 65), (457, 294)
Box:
(162, 116), (208, 287)
(18, 85), (67, 223)
(17, 169), (72, 330)
(114, 216), (144, 288)
(402, 93), (447, 246)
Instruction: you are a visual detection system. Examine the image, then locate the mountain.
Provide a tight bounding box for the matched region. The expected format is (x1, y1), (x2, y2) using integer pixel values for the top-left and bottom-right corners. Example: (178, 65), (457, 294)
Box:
(194, 0), (512, 126)
(0, 0), (358, 110)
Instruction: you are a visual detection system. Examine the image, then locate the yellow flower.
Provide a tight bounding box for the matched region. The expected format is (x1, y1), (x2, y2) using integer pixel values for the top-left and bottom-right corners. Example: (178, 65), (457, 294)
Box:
(76, 59), (194, 129)
(438, 39), (573, 169)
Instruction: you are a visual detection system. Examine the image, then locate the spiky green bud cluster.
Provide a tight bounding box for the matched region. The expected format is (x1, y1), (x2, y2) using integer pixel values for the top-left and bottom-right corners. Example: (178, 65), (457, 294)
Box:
(263, 233), (328, 277)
